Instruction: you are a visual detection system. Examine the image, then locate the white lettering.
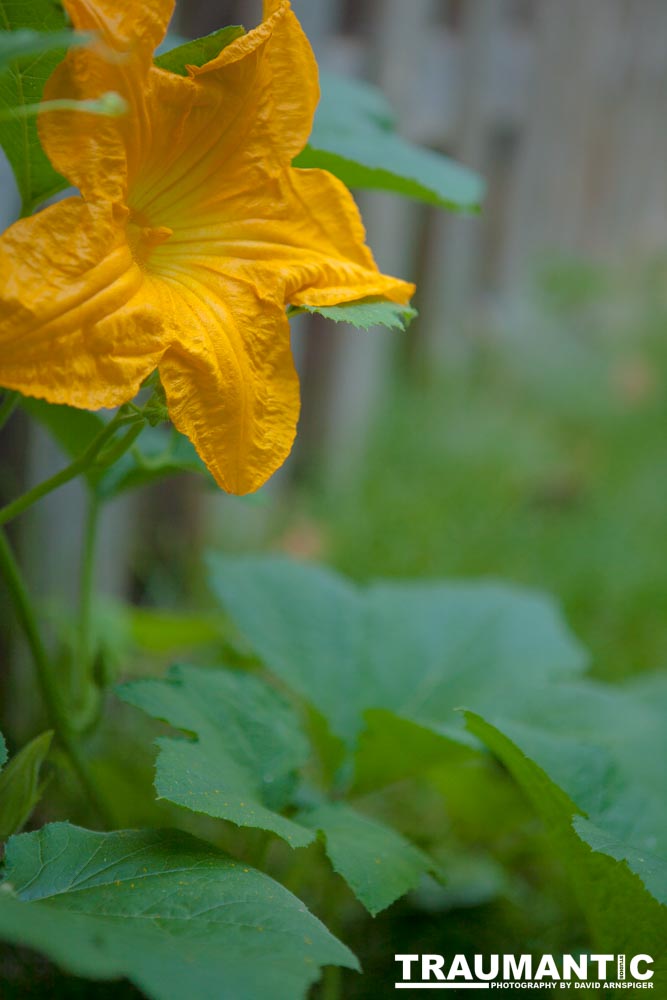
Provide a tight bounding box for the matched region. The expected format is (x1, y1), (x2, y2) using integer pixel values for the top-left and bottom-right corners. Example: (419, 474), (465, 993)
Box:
(475, 954), (500, 980)
(421, 954), (446, 981)
(448, 954), (473, 981)
(503, 954), (532, 980)
(395, 954), (418, 980)
(590, 955), (614, 980)
(563, 955), (588, 981)
(535, 954), (560, 980)
(630, 955), (653, 981)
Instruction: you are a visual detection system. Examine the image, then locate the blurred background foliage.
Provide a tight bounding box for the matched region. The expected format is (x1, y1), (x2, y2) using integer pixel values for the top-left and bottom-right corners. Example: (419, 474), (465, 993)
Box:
(309, 256), (667, 682)
(2, 0), (667, 996)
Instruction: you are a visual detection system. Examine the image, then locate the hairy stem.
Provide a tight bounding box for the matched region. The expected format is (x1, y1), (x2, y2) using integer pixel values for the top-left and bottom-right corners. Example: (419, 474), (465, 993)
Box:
(0, 410), (141, 528)
(94, 420), (145, 469)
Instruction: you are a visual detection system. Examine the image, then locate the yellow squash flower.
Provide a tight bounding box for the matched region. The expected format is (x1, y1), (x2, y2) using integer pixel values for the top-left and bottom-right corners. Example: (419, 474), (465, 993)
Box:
(0, 0), (414, 494)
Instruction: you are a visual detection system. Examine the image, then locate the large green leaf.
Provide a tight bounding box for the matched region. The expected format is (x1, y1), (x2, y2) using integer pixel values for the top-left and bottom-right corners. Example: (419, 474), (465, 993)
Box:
(119, 664), (438, 913)
(207, 555), (667, 957)
(298, 802), (438, 916)
(295, 72), (485, 212)
(0, 2), (71, 212)
(570, 677), (667, 911)
(477, 676), (667, 848)
(573, 817), (667, 915)
(0, 730), (52, 839)
(465, 673), (667, 903)
(0, 823), (357, 999)
(207, 555), (586, 745)
(465, 711), (667, 986)
(0, 727), (7, 769)
(118, 664), (314, 848)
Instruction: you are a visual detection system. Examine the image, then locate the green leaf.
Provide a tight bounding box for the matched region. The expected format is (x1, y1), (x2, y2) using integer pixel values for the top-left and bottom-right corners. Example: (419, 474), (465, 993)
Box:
(296, 72), (485, 212)
(119, 665), (442, 914)
(0, 28), (88, 72)
(0, 730), (52, 839)
(298, 802), (438, 915)
(574, 817), (667, 913)
(207, 555), (586, 746)
(154, 26), (244, 75)
(464, 673), (667, 902)
(292, 297), (417, 332)
(0, 823), (357, 999)
(97, 425), (211, 497)
(0, 728), (7, 769)
(118, 664), (315, 848)
(20, 397), (105, 469)
(0, 3), (72, 212)
(483, 678), (667, 855)
(465, 711), (667, 981)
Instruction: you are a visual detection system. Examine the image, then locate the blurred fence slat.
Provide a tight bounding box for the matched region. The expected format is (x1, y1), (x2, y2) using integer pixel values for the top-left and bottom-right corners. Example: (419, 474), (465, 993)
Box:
(310, 0), (433, 483)
(503, 0), (667, 288)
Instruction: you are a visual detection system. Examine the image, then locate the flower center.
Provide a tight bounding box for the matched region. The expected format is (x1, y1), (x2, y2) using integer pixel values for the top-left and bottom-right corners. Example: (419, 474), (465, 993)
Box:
(127, 209), (172, 266)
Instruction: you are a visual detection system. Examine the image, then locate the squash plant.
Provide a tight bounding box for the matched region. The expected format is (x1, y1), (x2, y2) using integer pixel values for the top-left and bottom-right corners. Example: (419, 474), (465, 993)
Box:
(1, 2), (665, 998)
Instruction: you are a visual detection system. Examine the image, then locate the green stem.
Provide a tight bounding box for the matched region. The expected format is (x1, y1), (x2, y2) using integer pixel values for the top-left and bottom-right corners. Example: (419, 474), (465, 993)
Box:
(94, 420), (145, 469)
(0, 528), (111, 826)
(320, 964), (342, 1000)
(73, 491), (101, 721)
(0, 391), (19, 433)
(79, 493), (99, 666)
(0, 410), (141, 527)
(71, 421), (143, 733)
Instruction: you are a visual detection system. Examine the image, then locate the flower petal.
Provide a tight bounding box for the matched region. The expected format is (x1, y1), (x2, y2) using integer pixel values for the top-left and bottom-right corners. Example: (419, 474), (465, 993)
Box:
(0, 199), (166, 408)
(154, 263), (300, 495)
(64, 0), (173, 55)
(194, 1), (318, 162)
(39, 0), (175, 202)
(154, 166), (415, 308)
(129, 0), (318, 222)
